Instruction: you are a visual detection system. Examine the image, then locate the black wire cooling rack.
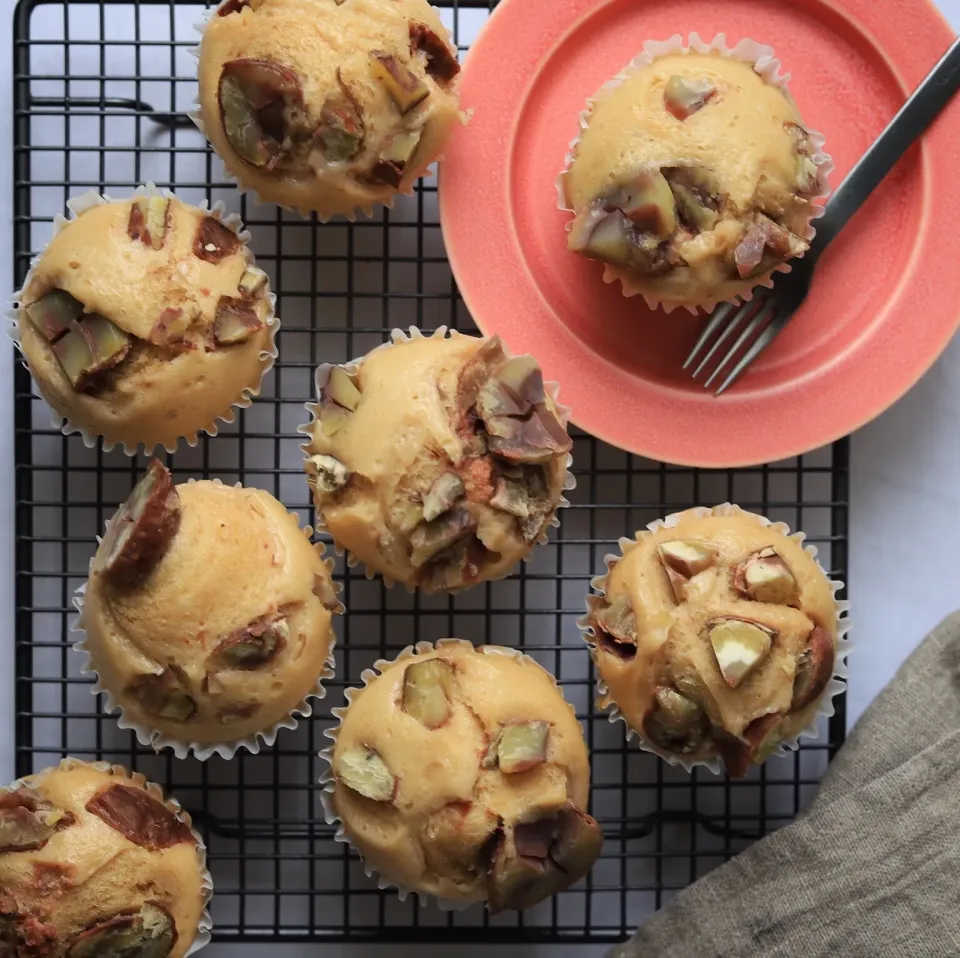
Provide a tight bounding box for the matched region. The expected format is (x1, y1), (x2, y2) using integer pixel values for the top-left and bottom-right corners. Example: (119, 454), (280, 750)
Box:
(11, 0), (849, 946)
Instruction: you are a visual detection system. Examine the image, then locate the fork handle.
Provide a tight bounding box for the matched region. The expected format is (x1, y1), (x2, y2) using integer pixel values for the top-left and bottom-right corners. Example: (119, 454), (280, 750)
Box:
(812, 35), (960, 254)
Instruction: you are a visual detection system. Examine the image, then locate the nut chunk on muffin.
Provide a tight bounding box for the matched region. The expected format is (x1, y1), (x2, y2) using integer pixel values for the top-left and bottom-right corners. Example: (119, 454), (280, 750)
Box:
(15, 191), (275, 452)
(197, 0), (462, 218)
(78, 460), (339, 757)
(302, 332), (572, 592)
(563, 50), (826, 309)
(0, 759), (208, 957)
(325, 641), (602, 911)
(584, 507), (839, 777)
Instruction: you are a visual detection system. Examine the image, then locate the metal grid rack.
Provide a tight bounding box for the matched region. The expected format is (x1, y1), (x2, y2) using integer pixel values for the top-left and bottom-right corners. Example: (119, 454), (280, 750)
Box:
(12, 0), (848, 945)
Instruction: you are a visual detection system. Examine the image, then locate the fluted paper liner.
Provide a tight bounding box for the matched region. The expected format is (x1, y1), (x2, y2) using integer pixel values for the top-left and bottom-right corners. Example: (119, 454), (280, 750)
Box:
(7, 183), (280, 455)
(319, 639), (579, 910)
(557, 33), (835, 314)
(72, 478), (342, 761)
(2, 757), (214, 954)
(577, 503), (852, 775)
(188, 12), (468, 222)
(298, 325), (577, 591)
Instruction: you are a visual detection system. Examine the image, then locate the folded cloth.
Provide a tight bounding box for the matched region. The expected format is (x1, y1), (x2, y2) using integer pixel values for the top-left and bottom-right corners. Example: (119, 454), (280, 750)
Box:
(608, 611), (960, 958)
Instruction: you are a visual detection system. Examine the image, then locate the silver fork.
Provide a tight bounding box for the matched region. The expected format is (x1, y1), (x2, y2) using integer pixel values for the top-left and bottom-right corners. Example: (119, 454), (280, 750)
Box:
(686, 35), (960, 396)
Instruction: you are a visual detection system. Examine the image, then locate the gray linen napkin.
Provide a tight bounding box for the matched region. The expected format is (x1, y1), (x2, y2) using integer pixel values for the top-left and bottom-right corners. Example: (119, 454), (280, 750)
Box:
(609, 611), (960, 958)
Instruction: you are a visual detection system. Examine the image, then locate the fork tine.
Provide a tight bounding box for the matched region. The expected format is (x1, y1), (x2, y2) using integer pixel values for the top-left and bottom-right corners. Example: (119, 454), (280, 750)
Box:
(713, 307), (782, 396)
(704, 300), (776, 389)
(690, 300), (755, 379)
(682, 301), (737, 371)
(703, 302), (777, 389)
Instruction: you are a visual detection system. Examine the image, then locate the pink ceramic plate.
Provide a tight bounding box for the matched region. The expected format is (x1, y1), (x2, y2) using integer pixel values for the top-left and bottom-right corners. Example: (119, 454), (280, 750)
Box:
(439, 0), (960, 467)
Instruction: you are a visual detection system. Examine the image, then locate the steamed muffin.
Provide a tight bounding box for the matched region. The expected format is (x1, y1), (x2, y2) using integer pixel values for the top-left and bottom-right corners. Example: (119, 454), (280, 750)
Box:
(79, 460), (339, 754)
(197, 0), (462, 217)
(584, 508), (839, 777)
(16, 191), (275, 452)
(0, 759), (207, 957)
(302, 333), (572, 592)
(563, 51), (826, 309)
(325, 641), (602, 911)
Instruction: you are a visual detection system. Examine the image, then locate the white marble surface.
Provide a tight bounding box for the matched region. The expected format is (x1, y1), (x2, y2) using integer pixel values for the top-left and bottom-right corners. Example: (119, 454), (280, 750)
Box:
(0, 0), (957, 954)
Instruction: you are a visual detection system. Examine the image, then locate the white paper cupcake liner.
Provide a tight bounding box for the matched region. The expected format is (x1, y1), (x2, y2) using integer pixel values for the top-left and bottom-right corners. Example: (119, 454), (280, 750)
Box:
(188, 11), (469, 223)
(319, 638), (567, 911)
(556, 33), (835, 315)
(577, 503), (852, 775)
(3, 756), (214, 955)
(71, 479), (342, 761)
(297, 325), (577, 592)
(8, 182), (280, 455)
